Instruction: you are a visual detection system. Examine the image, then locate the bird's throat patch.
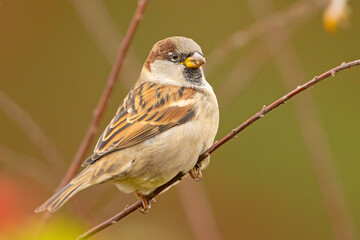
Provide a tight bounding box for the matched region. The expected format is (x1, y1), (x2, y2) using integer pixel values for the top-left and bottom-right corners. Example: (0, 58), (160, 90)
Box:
(183, 68), (202, 85)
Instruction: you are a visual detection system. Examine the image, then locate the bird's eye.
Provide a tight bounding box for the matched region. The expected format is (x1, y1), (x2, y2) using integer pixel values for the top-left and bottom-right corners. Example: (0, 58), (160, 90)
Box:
(169, 52), (180, 62)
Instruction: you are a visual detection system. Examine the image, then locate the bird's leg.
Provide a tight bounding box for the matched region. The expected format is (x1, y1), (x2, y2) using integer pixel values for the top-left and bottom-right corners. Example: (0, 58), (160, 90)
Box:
(189, 164), (202, 181)
(135, 192), (154, 214)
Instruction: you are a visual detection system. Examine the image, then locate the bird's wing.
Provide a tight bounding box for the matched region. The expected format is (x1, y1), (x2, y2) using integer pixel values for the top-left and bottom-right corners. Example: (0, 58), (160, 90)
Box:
(82, 80), (197, 166)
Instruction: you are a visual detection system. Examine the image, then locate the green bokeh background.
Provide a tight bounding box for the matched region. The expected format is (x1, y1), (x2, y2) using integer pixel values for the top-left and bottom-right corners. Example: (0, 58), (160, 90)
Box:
(0, 0), (359, 239)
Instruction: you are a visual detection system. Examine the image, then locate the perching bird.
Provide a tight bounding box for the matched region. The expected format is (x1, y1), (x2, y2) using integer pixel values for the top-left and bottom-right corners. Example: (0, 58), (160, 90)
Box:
(35, 36), (219, 213)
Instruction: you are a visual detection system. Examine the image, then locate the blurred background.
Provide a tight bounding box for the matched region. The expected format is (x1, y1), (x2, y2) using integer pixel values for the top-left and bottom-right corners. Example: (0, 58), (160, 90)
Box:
(1, 0), (360, 239)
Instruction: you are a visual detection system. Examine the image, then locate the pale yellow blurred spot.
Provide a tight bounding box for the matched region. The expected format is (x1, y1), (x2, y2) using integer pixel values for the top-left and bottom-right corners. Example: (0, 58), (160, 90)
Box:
(323, 0), (351, 33)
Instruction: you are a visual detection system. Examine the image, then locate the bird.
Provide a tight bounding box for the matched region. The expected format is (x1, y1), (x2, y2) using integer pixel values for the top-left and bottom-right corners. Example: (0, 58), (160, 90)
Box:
(35, 36), (219, 213)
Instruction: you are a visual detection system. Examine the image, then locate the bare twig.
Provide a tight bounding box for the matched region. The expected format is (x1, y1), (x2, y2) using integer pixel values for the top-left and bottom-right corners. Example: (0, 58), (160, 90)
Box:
(247, 0), (357, 239)
(77, 59), (360, 240)
(56, 0), (149, 192)
(0, 90), (65, 173)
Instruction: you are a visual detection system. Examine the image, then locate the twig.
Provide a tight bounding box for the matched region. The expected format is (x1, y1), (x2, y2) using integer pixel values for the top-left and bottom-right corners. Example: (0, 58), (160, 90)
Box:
(77, 59), (360, 240)
(56, 0), (149, 192)
(0, 90), (65, 173)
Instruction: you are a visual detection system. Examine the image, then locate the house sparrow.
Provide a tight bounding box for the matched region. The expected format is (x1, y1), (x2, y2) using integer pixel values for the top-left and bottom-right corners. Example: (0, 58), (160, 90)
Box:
(35, 36), (219, 213)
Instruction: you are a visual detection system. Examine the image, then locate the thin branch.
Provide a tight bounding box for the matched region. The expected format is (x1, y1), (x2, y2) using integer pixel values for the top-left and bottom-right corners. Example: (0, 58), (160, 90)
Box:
(0, 90), (65, 173)
(56, 0), (149, 192)
(77, 59), (360, 240)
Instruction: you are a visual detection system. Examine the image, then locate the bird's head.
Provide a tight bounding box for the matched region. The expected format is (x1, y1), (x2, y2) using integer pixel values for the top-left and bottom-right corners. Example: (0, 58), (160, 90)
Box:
(143, 36), (206, 87)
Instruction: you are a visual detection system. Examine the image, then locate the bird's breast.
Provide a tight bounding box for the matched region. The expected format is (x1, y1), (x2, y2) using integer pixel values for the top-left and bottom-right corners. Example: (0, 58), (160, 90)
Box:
(110, 87), (219, 195)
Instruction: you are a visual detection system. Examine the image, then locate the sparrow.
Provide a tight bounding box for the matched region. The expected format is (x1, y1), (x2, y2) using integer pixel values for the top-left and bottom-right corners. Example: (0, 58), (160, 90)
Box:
(35, 36), (219, 213)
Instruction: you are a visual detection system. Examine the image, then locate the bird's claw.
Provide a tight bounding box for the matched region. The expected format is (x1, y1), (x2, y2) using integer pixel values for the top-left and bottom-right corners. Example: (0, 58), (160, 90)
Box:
(189, 165), (202, 181)
(135, 193), (154, 214)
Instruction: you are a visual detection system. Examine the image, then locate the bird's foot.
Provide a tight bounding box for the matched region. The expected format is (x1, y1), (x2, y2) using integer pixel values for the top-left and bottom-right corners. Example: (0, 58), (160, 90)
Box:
(135, 193), (154, 214)
(189, 164), (202, 181)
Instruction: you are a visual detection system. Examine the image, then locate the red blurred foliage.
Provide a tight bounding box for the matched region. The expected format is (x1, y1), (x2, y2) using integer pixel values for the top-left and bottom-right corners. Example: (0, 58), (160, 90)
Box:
(0, 173), (26, 233)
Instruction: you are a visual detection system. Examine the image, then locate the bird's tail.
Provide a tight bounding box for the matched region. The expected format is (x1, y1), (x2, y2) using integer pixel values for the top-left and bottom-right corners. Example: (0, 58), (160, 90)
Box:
(34, 167), (91, 213)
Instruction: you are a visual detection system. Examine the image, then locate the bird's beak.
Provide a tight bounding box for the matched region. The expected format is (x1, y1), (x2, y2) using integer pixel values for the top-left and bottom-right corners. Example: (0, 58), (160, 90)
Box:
(182, 52), (206, 68)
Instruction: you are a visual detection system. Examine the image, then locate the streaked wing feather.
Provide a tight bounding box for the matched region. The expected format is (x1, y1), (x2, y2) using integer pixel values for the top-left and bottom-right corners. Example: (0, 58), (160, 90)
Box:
(82, 81), (196, 166)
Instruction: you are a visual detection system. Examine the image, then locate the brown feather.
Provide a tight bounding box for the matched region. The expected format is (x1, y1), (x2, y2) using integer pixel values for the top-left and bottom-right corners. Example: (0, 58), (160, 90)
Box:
(82, 80), (196, 166)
